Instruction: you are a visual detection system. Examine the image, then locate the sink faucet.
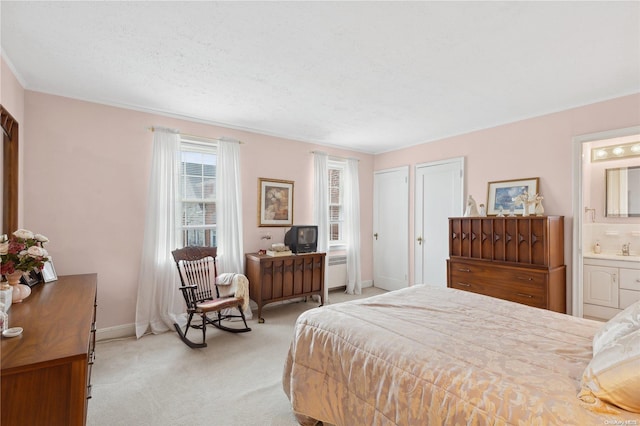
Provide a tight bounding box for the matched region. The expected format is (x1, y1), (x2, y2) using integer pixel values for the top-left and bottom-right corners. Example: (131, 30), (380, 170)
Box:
(622, 243), (631, 256)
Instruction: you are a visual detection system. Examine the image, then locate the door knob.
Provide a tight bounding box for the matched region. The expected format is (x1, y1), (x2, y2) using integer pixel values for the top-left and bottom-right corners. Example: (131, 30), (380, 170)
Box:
(417, 236), (423, 245)
(374, 233), (378, 240)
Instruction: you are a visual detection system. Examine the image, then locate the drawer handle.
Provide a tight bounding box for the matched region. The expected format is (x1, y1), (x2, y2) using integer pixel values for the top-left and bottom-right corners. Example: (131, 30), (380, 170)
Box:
(516, 293), (533, 298)
(458, 268), (471, 272)
(457, 282), (471, 287)
(517, 276), (534, 281)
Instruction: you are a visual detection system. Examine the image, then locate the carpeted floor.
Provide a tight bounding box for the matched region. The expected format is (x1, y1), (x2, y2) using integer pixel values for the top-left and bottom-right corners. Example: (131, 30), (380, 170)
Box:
(87, 287), (386, 426)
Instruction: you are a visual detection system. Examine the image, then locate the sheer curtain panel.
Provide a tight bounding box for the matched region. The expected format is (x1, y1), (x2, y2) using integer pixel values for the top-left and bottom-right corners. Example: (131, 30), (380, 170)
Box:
(135, 129), (184, 338)
(217, 139), (251, 318)
(217, 139), (245, 274)
(313, 152), (330, 302)
(344, 158), (362, 294)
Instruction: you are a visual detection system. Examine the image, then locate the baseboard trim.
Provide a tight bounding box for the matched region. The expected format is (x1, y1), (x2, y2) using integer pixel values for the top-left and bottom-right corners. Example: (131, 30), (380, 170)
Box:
(96, 323), (136, 342)
(97, 280), (374, 341)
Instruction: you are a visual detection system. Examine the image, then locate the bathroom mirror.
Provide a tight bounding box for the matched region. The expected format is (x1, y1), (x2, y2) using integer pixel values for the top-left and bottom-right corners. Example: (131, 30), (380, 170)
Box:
(606, 165), (640, 217)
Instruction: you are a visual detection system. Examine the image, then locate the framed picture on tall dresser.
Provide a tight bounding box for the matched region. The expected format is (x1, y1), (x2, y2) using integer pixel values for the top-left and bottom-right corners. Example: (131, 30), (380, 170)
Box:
(487, 177), (539, 215)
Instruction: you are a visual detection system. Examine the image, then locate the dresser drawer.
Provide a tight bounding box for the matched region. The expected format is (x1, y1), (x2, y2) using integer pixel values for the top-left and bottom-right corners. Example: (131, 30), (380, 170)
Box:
(449, 259), (547, 308)
(449, 259), (494, 280)
(488, 267), (546, 289)
(450, 260), (546, 288)
(450, 278), (545, 308)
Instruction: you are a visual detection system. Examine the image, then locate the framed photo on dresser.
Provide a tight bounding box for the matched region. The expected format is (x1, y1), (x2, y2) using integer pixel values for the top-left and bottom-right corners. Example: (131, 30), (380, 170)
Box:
(41, 258), (58, 283)
(487, 177), (539, 216)
(20, 270), (41, 287)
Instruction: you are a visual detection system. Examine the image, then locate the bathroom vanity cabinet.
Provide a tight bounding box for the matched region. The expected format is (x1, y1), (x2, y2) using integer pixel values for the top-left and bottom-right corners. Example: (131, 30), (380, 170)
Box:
(583, 256), (640, 320)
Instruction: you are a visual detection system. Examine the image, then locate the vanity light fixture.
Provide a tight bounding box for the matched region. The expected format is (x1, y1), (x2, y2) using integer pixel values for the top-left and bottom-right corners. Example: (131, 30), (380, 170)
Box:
(591, 141), (640, 162)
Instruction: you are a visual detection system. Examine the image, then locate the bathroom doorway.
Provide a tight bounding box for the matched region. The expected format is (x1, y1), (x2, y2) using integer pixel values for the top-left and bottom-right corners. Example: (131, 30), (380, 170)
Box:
(572, 126), (640, 318)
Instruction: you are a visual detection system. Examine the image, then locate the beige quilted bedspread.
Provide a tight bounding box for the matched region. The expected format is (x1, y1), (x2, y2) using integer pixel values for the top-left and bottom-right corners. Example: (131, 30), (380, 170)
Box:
(283, 285), (640, 425)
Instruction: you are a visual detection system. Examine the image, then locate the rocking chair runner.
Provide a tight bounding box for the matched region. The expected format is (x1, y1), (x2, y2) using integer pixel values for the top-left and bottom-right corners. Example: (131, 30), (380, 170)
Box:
(171, 246), (251, 348)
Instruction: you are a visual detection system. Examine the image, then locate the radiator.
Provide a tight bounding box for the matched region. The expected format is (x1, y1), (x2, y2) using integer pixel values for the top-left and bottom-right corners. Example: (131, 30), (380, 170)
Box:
(328, 255), (347, 289)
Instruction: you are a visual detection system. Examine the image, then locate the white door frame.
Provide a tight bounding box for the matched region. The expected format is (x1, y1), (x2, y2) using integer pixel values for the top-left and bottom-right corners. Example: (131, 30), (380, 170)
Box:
(571, 125), (640, 317)
(414, 157), (465, 285)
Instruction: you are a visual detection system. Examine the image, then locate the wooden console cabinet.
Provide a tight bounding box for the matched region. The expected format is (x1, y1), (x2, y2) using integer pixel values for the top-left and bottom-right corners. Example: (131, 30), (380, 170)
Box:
(245, 252), (325, 322)
(447, 216), (566, 313)
(1, 274), (97, 426)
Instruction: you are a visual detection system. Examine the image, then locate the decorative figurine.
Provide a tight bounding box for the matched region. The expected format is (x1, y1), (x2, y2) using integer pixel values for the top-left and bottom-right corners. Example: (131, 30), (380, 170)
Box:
(512, 191), (539, 217)
(464, 195), (480, 217)
(534, 194), (544, 216)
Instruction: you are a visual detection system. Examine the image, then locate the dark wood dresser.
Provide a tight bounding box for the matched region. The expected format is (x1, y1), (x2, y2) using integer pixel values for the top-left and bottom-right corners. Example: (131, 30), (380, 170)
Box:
(1, 274), (97, 426)
(447, 216), (566, 313)
(245, 252), (325, 322)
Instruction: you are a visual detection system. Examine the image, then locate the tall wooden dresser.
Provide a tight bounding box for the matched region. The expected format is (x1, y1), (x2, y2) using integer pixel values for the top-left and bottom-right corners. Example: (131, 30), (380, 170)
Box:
(447, 216), (566, 313)
(1, 274), (97, 426)
(245, 252), (325, 323)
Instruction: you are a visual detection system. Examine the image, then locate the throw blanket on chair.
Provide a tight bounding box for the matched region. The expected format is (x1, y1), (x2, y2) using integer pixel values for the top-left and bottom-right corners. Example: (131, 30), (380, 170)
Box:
(216, 273), (252, 319)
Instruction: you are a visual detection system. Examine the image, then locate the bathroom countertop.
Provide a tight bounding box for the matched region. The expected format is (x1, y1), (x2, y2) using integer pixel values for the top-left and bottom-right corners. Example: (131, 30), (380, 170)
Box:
(583, 252), (640, 262)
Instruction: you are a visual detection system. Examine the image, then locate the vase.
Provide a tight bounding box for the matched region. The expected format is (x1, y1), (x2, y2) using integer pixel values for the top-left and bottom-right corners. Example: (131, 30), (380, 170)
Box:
(5, 270), (31, 303)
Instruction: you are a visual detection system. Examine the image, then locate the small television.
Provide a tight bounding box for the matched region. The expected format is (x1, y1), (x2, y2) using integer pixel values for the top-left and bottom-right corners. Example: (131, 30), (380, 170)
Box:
(284, 225), (318, 254)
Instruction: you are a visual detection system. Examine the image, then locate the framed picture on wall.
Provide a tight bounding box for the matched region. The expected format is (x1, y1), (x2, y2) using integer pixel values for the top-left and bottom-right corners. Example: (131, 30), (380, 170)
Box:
(487, 177), (539, 215)
(258, 178), (294, 227)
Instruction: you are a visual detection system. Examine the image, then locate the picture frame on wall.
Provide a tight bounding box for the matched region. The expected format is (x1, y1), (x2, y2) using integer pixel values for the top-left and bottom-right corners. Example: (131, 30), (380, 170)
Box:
(258, 178), (294, 227)
(486, 177), (539, 216)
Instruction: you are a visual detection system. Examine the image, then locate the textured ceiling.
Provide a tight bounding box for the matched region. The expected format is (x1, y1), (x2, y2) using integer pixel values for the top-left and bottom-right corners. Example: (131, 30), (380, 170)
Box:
(2, 1), (639, 154)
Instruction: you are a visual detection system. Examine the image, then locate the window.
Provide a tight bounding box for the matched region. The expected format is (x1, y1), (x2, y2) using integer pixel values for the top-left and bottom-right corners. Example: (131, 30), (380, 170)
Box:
(180, 139), (217, 247)
(328, 160), (345, 245)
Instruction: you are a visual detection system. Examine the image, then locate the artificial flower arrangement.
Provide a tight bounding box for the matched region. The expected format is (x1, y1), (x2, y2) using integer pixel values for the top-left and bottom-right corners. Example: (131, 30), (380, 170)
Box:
(0, 229), (50, 276)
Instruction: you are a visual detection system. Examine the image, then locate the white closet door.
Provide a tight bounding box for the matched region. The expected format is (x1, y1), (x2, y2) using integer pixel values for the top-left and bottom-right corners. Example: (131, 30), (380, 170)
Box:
(373, 166), (409, 291)
(415, 158), (464, 286)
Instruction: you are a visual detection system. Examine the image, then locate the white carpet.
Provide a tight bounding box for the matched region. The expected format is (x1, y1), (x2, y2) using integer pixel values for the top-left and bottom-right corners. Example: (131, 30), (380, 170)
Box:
(87, 287), (386, 426)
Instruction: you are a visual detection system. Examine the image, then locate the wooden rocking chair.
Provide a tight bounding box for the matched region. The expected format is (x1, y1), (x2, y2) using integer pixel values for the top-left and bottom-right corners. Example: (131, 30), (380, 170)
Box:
(171, 246), (251, 348)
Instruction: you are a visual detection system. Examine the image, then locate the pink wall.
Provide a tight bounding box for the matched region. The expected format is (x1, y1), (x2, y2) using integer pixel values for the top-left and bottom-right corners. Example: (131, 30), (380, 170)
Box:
(6, 53), (639, 327)
(21, 91), (374, 329)
(375, 93), (640, 308)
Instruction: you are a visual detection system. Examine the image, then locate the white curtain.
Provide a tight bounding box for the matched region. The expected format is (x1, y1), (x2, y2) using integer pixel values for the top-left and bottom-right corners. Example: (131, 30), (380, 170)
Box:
(313, 152), (330, 303)
(344, 158), (362, 294)
(135, 129), (183, 338)
(217, 139), (244, 274)
(216, 139), (252, 319)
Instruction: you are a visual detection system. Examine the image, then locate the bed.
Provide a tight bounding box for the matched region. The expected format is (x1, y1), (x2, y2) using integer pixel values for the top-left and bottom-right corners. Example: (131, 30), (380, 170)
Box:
(283, 285), (640, 425)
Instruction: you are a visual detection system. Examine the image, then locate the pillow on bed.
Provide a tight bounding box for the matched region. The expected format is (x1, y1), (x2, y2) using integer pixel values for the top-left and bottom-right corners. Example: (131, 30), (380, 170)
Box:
(592, 300), (640, 355)
(580, 328), (640, 413)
